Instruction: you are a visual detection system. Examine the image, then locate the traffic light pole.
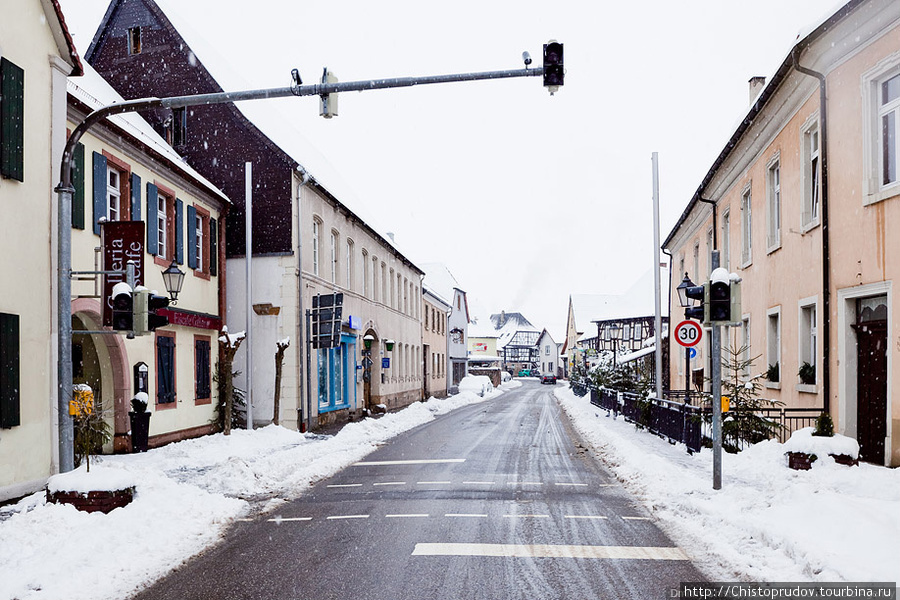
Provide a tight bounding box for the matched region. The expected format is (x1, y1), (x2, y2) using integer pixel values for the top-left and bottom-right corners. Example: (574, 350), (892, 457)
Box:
(56, 60), (549, 472)
(710, 250), (723, 490)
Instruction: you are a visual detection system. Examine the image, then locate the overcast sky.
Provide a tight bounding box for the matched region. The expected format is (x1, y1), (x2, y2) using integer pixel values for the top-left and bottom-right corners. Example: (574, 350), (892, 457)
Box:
(60, 0), (839, 340)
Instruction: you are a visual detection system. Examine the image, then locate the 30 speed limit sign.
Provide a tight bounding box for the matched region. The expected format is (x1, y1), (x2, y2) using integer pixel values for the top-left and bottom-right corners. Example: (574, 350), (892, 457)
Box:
(675, 320), (703, 347)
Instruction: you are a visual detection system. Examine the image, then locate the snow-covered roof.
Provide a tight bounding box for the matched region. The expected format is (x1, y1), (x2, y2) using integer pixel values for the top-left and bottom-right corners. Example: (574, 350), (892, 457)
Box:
(571, 267), (670, 330)
(68, 62), (229, 203)
(421, 263), (464, 307)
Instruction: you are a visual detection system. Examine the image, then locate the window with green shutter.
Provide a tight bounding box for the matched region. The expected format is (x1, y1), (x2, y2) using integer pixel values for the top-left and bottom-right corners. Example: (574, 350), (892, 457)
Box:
(1, 57), (25, 182)
(0, 313), (20, 429)
(72, 143), (85, 229)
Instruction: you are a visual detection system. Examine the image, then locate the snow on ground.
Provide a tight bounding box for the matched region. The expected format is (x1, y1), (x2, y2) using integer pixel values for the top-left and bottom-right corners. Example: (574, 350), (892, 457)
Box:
(1, 378), (896, 600)
(554, 385), (900, 585)
(0, 384), (514, 600)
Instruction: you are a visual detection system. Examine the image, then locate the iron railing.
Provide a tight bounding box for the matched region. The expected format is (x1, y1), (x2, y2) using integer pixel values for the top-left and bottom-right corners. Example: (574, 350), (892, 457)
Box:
(588, 386), (825, 454)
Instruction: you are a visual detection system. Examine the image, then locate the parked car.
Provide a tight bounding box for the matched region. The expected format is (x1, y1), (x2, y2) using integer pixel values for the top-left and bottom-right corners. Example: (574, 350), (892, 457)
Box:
(458, 375), (494, 397)
(540, 373), (557, 385)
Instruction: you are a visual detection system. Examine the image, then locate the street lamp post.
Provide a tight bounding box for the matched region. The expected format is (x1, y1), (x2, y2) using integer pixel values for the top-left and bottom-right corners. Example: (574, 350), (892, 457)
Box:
(608, 323), (622, 368)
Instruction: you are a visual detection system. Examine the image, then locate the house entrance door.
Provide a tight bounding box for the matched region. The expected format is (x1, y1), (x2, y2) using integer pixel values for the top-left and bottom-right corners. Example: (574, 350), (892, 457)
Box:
(853, 296), (888, 465)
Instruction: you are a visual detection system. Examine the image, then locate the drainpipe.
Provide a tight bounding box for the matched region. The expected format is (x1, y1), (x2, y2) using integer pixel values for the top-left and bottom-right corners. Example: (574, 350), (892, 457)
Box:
(793, 48), (830, 413)
(296, 167), (310, 430)
(699, 197), (717, 250)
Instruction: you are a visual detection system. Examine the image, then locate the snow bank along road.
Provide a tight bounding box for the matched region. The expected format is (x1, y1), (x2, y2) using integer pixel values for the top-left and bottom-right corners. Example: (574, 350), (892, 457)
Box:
(132, 380), (704, 600)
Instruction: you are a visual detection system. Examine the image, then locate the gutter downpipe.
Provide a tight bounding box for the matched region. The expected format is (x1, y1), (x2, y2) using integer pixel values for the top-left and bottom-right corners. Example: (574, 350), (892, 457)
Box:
(792, 48), (830, 413)
(296, 168), (310, 431)
(699, 197), (717, 251)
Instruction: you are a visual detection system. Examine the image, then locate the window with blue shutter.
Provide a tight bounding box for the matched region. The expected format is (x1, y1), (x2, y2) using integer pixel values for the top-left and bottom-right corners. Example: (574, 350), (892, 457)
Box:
(146, 183), (158, 255)
(209, 218), (217, 276)
(0, 58), (24, 182)
(187, 204), (197, 269)
(195, 339), (210, 400)
(0, 313), (20, 428)
(156, 335), (175, 404)
(175, 198), (183, 265)
(92, 152), (107, 235)
(130, 173), (141, 221)
(72, 143), (85, 229)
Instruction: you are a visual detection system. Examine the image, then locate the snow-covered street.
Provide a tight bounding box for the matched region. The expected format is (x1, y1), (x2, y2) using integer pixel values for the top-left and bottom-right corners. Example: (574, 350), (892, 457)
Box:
(0, 381), (897, 600)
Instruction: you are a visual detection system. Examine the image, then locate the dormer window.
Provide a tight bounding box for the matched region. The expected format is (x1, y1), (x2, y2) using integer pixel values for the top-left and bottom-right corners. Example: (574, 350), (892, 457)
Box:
(127, 27), (142, 55)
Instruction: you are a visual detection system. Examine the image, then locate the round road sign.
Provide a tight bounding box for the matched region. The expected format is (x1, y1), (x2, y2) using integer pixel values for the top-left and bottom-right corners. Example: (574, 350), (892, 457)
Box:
(675, 320), (702, 347)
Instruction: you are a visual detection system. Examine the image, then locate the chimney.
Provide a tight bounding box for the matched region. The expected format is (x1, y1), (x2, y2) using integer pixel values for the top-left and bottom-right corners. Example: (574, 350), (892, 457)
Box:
(386, 232), (395, 243)
(749, 76), (766, 106)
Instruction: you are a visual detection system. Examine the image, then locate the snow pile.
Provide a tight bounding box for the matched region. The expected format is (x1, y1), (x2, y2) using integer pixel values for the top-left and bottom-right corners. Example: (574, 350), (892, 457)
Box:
(0, 386), (509, 600)
(554, 385), (900, 584)
(783, 427), (860, 459)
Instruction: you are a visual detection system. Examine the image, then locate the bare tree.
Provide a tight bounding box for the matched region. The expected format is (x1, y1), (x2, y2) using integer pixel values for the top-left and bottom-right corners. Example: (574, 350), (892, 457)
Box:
(273, 338), (290, 426)
(218, 328), (246, 436)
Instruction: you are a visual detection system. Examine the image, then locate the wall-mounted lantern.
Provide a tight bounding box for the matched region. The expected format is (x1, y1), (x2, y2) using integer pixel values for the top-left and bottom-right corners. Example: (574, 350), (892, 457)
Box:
(363, 334), (374, 350)
(384, 339), (395, 351)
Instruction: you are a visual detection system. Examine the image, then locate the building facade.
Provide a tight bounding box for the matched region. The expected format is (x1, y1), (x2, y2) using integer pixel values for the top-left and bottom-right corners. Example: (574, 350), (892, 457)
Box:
(663, 0), (900, 466)
(0, 0), (82, 502)
(422, 288), (449, 399)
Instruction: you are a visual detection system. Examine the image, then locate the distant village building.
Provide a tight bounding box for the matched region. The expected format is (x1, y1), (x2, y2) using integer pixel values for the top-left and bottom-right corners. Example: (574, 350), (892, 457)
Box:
(421, 264), (469, 392)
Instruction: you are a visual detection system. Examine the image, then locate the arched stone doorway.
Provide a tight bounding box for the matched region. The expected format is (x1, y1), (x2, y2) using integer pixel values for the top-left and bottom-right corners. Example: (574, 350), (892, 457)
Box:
(71, 299), (131, 453)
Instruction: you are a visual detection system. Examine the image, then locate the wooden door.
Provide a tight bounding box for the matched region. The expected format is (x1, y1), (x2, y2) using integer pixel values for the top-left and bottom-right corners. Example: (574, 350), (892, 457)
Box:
(855, 321), (887, 464)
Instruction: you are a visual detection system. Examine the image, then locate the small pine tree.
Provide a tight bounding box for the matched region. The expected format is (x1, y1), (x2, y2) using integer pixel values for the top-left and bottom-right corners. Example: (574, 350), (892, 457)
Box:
(813, 412), (835, 437)
(717, 344), (784, 453)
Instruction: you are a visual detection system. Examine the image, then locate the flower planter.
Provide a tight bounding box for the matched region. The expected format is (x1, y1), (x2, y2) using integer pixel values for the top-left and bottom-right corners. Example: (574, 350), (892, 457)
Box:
(47, 487), (134, 514)
(783, 427), (860, 470)
(786, 451), (859, 470)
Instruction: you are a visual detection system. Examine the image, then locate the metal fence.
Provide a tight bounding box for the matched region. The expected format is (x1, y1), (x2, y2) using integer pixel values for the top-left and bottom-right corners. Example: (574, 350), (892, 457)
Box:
(588, 386), (824, 454)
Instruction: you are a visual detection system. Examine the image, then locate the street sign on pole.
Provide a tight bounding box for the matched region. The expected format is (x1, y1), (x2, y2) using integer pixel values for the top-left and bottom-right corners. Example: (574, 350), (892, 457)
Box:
(674, 320), (702, 347)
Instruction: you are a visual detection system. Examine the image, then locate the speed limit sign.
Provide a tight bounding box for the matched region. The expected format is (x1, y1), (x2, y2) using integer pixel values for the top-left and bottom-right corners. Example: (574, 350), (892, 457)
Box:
(675, 320), (703, 347)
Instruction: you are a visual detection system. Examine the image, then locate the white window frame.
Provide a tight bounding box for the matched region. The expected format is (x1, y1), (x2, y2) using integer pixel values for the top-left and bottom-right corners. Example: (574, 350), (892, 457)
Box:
(801, 113), (821, 230)
(692, 241), (700, 282)
(766, 306), (781, 388)
(107, 166), (121, 222)
(766, 154), (781, 252)
(362, 250), (369, 298)
(740, 184), (752, 267)
(741, 315), (751, 378)
(721, 209), (731, 271)
(195, 212), (203, 271)
(346, 239), (353, 290)
(330, 231), (338, 284)
(706, 228), (714, 276)
(798, 296), (818, 392)
(312, 219), (320, 276)
(157, 194), (168, 260)
(862, 54), (900, 205)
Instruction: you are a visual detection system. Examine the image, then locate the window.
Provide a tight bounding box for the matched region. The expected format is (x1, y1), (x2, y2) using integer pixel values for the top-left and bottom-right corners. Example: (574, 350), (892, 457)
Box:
(381, 263), (387, 304)
(195, 337), (211, 402)
(317, 335), (355, 412)
(766, 308), (781, 384)
(156, 333), (176, 405)
(107, 167), (122, 222)
(0, 313), (20, 428)
(390, 269), (396, 308)
(741, 316), (751, 378)
(799, 300), (817, 385)
(346, 239), (354, 289)
(692, 241), (700, 280)
(722, 210), (731, 271)
(880, 72), (900, 187)
(330, 231), (338, 284)
(706, 228), (714, 276)
(157, 194), (168, 259)
(362, 250), (369, 297)
(127, 27), (142, 55)
(425, 304), (429, 329)
(147, 183), (179, 264)
(545, 345), (550, 356)
(92, 152), (131, 233)
(172, 107), (186, 147)
(404, 278), (409, 315)
(312, 220), (320, 276)
(802, 117), (820, 227)
(188, 204), (211, 275)
(863, 62), (900, 203)
(741, 185), (752, 266)
(0, 58), (25, 181)
(766, 158), (781, 251)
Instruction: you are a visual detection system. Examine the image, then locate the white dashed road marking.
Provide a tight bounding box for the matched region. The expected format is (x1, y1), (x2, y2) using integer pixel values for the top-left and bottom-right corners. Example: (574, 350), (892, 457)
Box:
(503, 514), (550, 519)
(622, 517), (651, 521)
(268, 517), (312, 523)
(327, 515), (370, 520)
(386, 514), (430, 518)
(417, 481), (452, 485)
(353, 459), (466, 466)
(373, 482), (407, 486)
(411, 543), (690, 560)
(462, 481), (495, 485)
(445, 513), (488, 518)
(327, 484), (362, 488)
(554, 483), (589, 487)
(564, 515), (608, 520)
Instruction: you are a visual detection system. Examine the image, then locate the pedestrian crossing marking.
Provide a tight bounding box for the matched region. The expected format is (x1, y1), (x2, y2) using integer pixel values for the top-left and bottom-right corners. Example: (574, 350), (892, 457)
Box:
(411, 543), (689, 560)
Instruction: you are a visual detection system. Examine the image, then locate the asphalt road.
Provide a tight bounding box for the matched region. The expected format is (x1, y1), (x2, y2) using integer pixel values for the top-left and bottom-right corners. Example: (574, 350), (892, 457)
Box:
(132, 381), (704, 600)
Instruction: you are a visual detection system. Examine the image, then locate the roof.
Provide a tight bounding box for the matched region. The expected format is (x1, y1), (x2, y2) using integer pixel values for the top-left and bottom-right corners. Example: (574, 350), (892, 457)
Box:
(68, 62), (229, 203)
(662, 0), (865, 249)
(421, 263), (464, 307)
(571, 267), (670, 328)
(45, 0), (84, 76)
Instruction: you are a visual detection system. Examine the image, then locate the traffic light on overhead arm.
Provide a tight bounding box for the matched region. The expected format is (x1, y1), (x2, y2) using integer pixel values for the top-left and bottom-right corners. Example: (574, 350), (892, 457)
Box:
(543, 41), (564, 93)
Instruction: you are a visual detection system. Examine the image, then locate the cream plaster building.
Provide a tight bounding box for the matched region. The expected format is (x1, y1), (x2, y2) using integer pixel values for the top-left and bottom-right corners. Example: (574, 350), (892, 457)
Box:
(663, 0), (900, 466)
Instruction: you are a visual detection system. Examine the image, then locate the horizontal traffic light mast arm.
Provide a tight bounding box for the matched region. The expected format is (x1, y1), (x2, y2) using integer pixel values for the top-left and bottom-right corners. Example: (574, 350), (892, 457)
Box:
(60, 67), (543, 186)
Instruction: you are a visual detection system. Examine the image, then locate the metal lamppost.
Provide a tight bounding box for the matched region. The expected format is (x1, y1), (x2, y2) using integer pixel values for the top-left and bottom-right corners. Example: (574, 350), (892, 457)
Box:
(608, 323), (622, 367)
(676, 273), (698, 402)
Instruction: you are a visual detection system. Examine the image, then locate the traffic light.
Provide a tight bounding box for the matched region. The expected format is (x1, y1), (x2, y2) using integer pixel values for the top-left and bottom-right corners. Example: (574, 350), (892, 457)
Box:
(148, 294), (170, 331)
(709, 280), (731, 323)
(543, 41), (564, 93)
(133, 289), (149, 336)
(111, 282), (133, 331)
(319, 68), (338, 119)
(684, 283), (706, 321)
